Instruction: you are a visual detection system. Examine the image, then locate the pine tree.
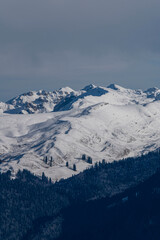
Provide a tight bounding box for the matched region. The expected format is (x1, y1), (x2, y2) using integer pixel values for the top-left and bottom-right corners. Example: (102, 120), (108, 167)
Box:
(95, 162), (98, 169)
(44, 156), (47, 164)
(102, 159), (105, 165)
(73, 164), (76, 171)
(87, 156), (92, 164)
(42, 172), (48, 183)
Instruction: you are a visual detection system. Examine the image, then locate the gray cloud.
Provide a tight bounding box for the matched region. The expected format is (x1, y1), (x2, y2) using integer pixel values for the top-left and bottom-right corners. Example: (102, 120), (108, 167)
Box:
(0, 0), (160, 101)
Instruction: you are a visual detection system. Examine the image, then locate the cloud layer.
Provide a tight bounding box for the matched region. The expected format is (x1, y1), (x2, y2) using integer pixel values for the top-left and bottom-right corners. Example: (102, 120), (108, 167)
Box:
(0, 0), (160, 100)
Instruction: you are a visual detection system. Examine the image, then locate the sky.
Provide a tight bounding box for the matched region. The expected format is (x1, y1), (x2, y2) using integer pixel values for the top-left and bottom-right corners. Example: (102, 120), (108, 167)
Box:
(0, 0), (160, 101)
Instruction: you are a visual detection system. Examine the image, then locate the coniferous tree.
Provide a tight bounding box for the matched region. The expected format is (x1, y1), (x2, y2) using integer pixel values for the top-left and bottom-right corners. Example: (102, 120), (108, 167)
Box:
(42, 172), (48, 183)
(95, 162), (98, 169)
(44, 156), (48, 164)
(102, 159), (105, 165)
(73, 164), (76, 171)
(87, 156), (92, 164)
(49, 178), (52, 184)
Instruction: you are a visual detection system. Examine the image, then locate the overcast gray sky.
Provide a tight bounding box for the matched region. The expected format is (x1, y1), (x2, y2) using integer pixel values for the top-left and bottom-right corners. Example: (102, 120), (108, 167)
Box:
(0, 0), (160, 101)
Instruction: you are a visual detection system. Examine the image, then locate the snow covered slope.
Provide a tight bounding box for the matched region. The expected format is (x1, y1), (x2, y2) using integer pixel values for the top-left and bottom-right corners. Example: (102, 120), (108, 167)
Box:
(1, 84), (160, 181)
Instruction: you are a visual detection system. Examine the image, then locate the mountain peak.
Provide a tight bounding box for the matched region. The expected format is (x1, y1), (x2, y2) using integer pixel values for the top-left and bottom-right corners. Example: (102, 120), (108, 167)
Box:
(144, 87), (159, 94)
(58, 86), (74, 94)
(82, 84), (97, 91)
(144, 87), (160, 100)
(107, 84), (122, 90)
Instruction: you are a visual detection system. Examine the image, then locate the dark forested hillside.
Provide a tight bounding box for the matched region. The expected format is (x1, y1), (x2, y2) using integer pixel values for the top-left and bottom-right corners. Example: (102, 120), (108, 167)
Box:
(0, 170), (69, 240)
(1, 150), (160, 240)
(59, 169), (160, 240)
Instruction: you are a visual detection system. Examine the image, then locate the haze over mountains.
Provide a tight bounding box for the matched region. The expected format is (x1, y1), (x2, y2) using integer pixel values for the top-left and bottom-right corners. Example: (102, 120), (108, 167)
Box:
(1, 83), (160, 181)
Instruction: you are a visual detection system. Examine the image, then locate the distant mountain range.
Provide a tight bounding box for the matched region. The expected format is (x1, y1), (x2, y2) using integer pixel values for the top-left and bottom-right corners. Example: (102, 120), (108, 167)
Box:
(0, 87), (75, 114)
(1, 83), (160, 181)
(1, 84), (160, 114)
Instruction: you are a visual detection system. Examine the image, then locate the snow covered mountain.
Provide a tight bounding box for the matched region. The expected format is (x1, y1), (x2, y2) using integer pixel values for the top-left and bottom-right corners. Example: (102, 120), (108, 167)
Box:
(1, 83), (160, 181)
(1, 87), (76, 114)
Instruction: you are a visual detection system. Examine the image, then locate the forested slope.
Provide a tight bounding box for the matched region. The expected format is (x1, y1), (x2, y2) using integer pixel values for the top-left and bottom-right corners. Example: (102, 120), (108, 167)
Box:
(0, 150), (160, 240)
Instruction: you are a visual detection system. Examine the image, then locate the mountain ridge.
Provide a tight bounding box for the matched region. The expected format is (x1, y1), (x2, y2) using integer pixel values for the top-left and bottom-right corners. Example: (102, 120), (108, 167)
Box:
(0, 83), (160, 114)
(1, 83), (160, 181)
